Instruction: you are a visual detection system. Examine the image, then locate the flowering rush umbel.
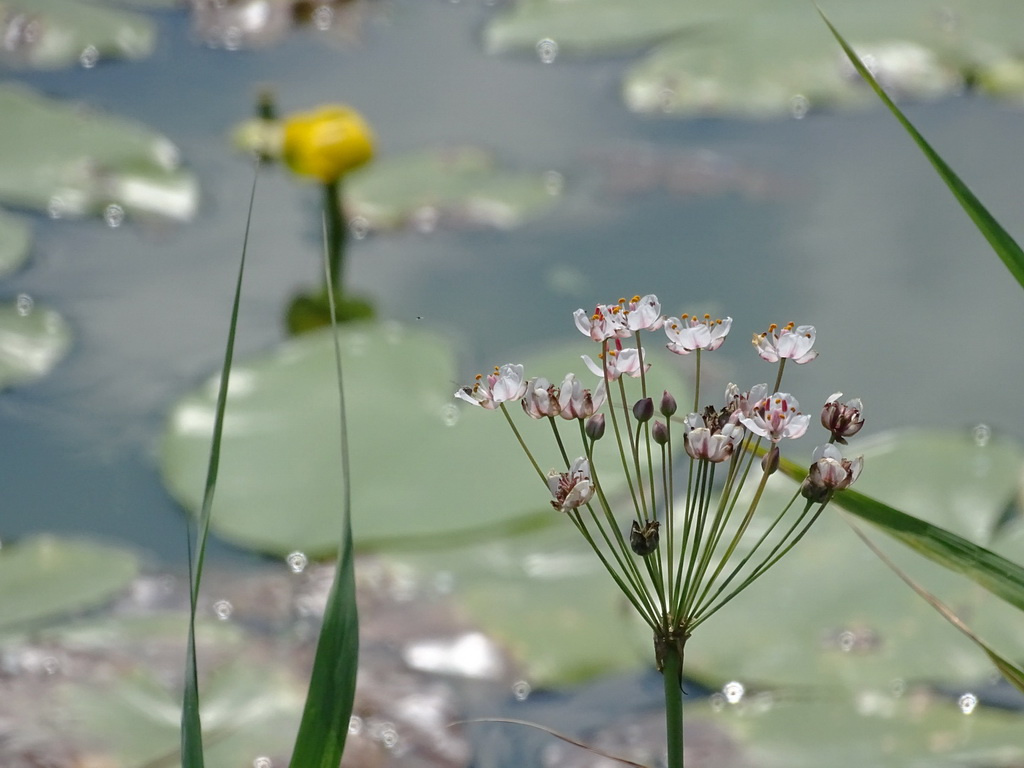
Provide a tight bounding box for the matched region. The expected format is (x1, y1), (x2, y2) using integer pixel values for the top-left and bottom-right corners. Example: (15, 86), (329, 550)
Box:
(455, 294), (863, 768)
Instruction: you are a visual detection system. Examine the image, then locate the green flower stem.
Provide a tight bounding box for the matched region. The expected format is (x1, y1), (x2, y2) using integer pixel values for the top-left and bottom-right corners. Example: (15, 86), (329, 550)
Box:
(693, 463), (773, 610)
(618, 376), (650, 522)
(571, 508), (660, 632)
(323, 179), (345, 298)
(602, 349), (643, 522)
(773, 358), (787, 394)
(690, 489), (801, 620)
(693, 502), (825, 630)
(661, 639), (685, 768)
(582, 428), (655, 604)
(693, 350), (701, 414)
(499, 403), (545, 483)
(548, 416), (571, 468)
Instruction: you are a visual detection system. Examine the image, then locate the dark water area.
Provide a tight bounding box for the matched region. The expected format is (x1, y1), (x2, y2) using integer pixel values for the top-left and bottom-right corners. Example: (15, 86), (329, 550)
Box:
(3, 1), (1024, 570)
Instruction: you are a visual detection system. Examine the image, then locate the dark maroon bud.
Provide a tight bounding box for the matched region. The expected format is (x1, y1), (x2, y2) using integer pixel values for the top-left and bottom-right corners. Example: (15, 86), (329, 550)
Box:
(633, 397), (654, 423)
(660, 390), (677, 418)
(653, 420), (669, 446)
(586, 413), (606, 441)
(761, 445), (780, 474)
(630, 519), (660, 556)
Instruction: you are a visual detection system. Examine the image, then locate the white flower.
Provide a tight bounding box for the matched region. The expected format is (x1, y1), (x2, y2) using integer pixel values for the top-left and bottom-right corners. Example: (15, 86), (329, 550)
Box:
(557, 373), (606, 420)
(665, 314), (732, 355)
(548, 457), (594, 512)
(802, 444), (863, 501)
(820, 392), (865, 444)
(573, 303), (629, 341)
(725, 382), (769, 422)
(620, 294), (665, 332)
(455, 363), (528, 409)
(521, 377), (561, 419)
(753, 323), (818, 364)
(582, 345), (648, 380)
(683, 411), (744, 462)
(739, 392), (810, 442)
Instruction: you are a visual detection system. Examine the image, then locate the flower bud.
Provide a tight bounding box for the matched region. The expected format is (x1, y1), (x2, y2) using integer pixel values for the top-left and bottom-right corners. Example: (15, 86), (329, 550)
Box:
(761, 444), (780, 474)
(660, 390), (677, 417)
(801, 444), (863, 503)
(633, 397), (654, 423)
(653, 420), (669, 446)
(282, 105), (375, 183)
(585, 413), (606, 441)
(820, 393), (864, 445)
(630, 519), (660, 556)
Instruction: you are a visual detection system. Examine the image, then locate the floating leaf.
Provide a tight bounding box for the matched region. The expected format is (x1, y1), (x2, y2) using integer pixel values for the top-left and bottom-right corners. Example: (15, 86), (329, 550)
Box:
(484, 0), (705, 57)
(346, 146), (561, 232)
(687, 429), (1024, 688)
(849, 427), (1023, 543)
(0, 209), (31, 278)
(385, 521), (652, 686)
(0, 0), (155, 70)
(0, 536), (140, 631)
(0, 83), (198, 222)
(719, 693), (1024, 768)
(63, 659), (303, 768)
(160, 323), (683, 556)
(0, 298), (72, 389)
(486, 0), (1024, 117)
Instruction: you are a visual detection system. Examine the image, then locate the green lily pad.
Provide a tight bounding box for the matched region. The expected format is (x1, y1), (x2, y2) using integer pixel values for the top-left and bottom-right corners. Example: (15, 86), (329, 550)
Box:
(851, 427), (1024, 543)
(63, 659), (303, 768)
(0, 0), (155, 70)
(484, 0), (707, 56)
(385, 521), (652, 686)
(686, 428), (1024, 688)
(715, 692), (1024, 768)
(0, 83), (198, 222)
(0, 298), (72, 389)
(486, 0), (1024, 117)
(346, 146), (561, 232)
(0, 536), (140, 631)
(160, 322), (684, 556)
(0, 209), (31, 278)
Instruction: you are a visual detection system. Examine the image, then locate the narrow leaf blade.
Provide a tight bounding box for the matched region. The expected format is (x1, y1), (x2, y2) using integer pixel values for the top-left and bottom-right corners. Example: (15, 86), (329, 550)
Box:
(180, 162), (260, 768)
(818, 7), (1024, 289)
(777, 456), (1024, 612)
(288, 190), (360, 768)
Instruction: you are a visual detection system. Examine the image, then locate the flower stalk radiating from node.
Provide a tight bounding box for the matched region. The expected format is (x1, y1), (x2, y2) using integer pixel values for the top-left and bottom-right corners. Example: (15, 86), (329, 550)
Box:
(454, 295), (863, 768)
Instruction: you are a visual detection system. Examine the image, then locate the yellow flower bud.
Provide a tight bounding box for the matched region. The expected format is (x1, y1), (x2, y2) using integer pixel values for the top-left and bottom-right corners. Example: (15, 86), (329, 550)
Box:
(282, 105), (374, 183)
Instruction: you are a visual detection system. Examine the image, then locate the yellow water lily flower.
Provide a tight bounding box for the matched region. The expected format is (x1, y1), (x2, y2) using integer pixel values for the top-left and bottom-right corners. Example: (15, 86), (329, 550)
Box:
(281, 105), (374, 183)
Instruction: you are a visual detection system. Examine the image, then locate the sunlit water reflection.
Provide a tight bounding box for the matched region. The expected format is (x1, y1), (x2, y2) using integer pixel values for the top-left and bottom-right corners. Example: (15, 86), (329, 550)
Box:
(1, 4), (1023, 762)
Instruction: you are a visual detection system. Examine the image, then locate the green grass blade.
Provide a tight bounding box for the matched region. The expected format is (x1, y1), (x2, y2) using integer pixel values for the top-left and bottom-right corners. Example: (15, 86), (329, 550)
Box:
(849, 522), (1024, 696)
(777, 456), (1024, 612)
(181, 162), (261, 767)
(288, 204), (359, 768)
(818, 7), (1024, 289)
(835, 488), (1024, 612)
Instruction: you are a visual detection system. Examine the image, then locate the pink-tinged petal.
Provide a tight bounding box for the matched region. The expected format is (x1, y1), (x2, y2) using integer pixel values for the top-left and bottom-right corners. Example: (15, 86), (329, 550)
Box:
(753, 322), (818, 364)
(548, 457), (595, 511)
(455, 363), (526, 410)
(666, 314), (731, 355)
(620, 294), (665, 332)
(582, 354), (605, 378)
(574, 304), (630, 341)
(740, 392), (807, 443)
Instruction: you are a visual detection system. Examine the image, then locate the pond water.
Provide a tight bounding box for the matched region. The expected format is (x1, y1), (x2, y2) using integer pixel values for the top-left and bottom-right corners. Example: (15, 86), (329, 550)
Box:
(6, 2), (1024, 567)
(4, 2), (1024, 766)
